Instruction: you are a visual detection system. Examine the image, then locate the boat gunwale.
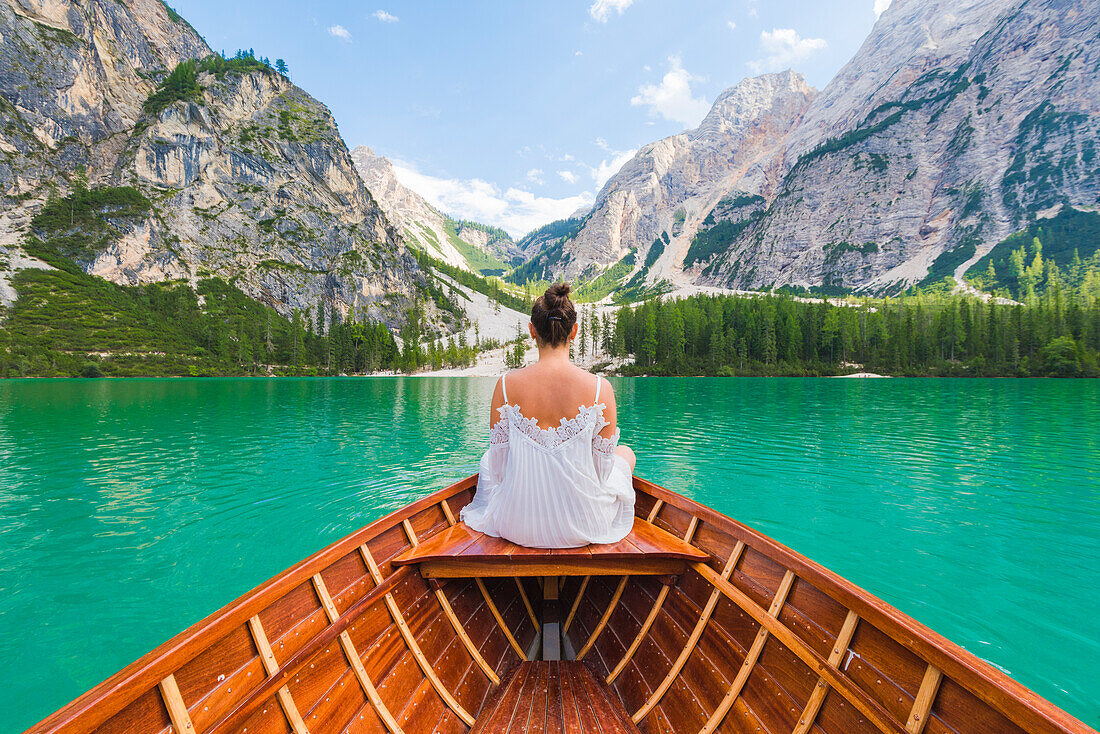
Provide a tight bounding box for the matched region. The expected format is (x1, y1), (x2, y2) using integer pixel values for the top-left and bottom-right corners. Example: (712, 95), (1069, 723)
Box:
(24, 474), (480, 734)
(633, 476), (1093, 734)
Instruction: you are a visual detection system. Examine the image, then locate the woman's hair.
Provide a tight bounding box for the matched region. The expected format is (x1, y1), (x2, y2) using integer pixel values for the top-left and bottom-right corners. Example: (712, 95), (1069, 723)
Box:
(531, 282), (577, 347)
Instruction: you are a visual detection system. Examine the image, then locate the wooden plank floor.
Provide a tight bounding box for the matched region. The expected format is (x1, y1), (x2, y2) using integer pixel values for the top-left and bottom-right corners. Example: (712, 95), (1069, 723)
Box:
(471, 662), (640, 733)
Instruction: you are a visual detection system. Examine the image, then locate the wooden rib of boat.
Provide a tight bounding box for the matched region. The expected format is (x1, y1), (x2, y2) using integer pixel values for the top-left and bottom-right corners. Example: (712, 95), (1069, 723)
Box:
(27, 474), (1094, 734)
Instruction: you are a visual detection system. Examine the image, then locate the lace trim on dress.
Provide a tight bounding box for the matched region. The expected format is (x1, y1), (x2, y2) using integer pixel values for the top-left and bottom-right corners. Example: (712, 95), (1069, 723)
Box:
(496, 402), (608, 450)
(592, 428), (621, 456)
(489, 419), (510, 445)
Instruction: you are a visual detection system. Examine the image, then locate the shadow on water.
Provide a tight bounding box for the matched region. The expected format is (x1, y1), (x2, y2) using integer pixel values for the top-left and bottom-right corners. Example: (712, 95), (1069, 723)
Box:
(0, 377), (1097, 728)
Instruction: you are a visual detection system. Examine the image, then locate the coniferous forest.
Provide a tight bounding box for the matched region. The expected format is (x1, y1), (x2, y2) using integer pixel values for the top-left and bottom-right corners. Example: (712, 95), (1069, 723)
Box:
(575, 285), (1100, 378)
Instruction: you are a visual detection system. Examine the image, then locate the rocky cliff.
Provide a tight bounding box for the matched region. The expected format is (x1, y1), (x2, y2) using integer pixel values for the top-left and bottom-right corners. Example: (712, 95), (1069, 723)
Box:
(545, 71), (816, 285)
(351, 145), (520, 274)
(543, 0), (1099, 296)
(0, 0), (207, 195)
(351, 145), (468, 268)
(700, 0), (1100, 293)
(1, 0), (438, 329)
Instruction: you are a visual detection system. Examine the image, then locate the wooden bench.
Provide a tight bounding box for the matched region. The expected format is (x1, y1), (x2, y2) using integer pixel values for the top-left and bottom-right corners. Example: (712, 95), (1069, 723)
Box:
(471, 661), (640, 733)
(392, 516), (709, 578)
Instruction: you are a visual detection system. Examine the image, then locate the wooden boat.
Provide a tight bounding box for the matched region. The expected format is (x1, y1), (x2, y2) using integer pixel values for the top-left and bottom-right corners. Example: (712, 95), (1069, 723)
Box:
(27, 474), (1094, 734)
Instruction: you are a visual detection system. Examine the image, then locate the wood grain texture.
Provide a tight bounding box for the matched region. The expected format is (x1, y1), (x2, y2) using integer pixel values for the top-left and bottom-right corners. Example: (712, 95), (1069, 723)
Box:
(906, 665), (943, 733)
(470, 662), (640, 733)
(360, 545), (475, 726)
(575, 575), (627, 660)
(631, 542), (744, 724)
(157, 675), (193, 734)
(697, 568), (795, 733)
(793, 609), (861, 734)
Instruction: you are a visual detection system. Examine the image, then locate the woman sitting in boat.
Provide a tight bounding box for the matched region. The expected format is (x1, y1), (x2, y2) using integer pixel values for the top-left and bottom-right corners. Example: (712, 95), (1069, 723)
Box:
(461, 282), (636, 548)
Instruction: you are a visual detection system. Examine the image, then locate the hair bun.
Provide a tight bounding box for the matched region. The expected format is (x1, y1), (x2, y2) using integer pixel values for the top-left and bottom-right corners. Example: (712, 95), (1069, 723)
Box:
(546, 282), (571, 304)
(530, 282), (577, 347)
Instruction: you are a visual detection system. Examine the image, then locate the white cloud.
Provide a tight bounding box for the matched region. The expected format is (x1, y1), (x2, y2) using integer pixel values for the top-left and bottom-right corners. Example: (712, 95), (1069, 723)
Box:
(748, 28), (827, 74)
(525, 168), (544, 185)
(558, 170), (579, 184)
(589, 0), (634, 22)
(372, 9), (398, 22)
(575, 50), (583, 56)
(391, 162), (594, 237)
(747, 0), (758, 18)
(584, 140), (637, 189)
(727, 21), (737, 31)
(590, 149), (636, 188)
(630, 56), (710, 127)
(560, 153), (575, 162)
(873, 0), (891, 18)
(328, 24), (352, 40)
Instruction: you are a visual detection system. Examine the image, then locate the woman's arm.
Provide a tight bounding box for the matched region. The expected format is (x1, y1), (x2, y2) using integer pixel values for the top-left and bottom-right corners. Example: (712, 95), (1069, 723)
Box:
(597, 376), (617, 439)
(488, 377), (505, 428)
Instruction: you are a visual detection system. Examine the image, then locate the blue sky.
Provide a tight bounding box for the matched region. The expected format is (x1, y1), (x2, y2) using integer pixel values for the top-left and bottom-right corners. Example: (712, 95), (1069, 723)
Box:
(171, 0), (890, 236)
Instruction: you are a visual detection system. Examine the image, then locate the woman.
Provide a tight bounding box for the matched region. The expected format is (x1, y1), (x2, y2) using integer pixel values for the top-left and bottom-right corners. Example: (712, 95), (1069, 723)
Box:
(461, 283), (636, 548)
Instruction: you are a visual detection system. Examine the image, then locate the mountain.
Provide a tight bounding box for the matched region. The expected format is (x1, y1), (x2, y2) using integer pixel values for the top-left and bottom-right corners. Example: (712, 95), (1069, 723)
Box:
(514, 217), (585, 259)
(0, 0), (208, 197)
(540, 71), (817, 286)
(351, 146), (520, 275)
(544, 0), (1099, 296)
(0, 0), (438, 330)
(701, 0), (1100, 293)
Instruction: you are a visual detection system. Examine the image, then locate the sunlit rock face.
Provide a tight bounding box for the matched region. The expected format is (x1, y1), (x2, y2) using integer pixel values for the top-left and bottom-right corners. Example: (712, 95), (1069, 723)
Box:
(351, 145), (468, 269)
(1, 0), (436, 327)
(550, 71), (816, 284)
(548, 0), (1099, 294)
(0, 0), (207, 193)
(109, 69), (430, 324)
(700, 0), (1100, 293)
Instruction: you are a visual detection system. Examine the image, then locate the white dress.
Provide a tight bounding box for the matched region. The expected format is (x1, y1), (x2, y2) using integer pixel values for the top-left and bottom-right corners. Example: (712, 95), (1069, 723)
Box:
(460, 374), (635, 548)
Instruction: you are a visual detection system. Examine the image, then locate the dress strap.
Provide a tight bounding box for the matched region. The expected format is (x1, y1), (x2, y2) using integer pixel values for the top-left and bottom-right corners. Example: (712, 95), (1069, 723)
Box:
(594, 375), (601, 403)
(501, 372), (509, 404)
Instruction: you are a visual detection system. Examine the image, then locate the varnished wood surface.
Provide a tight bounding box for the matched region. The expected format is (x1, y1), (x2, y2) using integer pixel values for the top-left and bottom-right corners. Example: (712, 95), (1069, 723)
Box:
(26, 473), (1094, 734)
(393, 516), (708, 577)
(470, 662), (640, 733)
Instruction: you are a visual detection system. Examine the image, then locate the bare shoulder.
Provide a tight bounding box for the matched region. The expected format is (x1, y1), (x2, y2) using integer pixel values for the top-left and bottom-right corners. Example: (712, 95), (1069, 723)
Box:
(596, 374), (616, 404)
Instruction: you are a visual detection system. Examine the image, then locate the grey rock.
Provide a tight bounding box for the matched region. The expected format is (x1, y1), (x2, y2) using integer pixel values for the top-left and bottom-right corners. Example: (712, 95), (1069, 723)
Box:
(550, 71), (816, 285)
(351, 145), (520, 270)
(703, 0), (1100, 292)
(1, 0), (439, 330)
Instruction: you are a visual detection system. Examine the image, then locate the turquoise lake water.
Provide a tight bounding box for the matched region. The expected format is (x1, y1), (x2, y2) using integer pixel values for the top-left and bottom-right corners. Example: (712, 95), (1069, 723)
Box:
(0, 377), (1097, 730)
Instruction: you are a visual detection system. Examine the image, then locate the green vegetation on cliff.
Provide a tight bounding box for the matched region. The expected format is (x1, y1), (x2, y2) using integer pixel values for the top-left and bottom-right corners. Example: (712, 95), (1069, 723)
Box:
(143, 50), (279, 116)
(410, 249), (528, 313)
(965, 208), (1100, 299)
(0, 249), (406, 378)
(442, 218), (509, 275)
(30, 183), (150, 263)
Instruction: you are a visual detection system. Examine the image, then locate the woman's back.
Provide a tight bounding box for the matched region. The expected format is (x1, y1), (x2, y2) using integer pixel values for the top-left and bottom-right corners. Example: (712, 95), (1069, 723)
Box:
(460, 283), (636, 548)
(490, 361), (616, 433)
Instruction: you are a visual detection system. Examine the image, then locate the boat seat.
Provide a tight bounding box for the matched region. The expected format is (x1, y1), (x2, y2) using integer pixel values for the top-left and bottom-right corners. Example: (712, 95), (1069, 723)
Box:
(393, 516), (708, 578)
(471, 661), (641, 733)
